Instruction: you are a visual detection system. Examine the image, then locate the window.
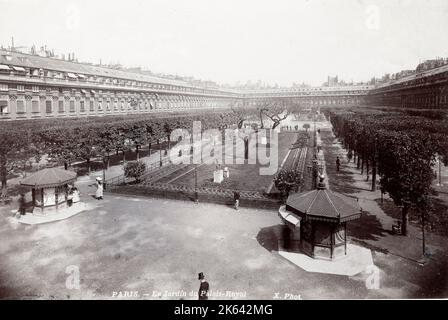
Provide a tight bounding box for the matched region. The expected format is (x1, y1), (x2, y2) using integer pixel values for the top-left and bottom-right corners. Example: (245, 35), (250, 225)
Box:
(98, 102), (102, 111)
(106, 103), (110, 111)
(58, 100), (65, 113)
(32, 100), (39, 113)
(45, 100), (52, 113)
(0, 100), (8, 114)
(17, 85), (25, 92)
(89, 100), (95, 111)
(32, 86), (39, 93)
(114, 102), (118, 111)
(80, 101), (85, 112)
(70, 100), (75, 112)
(16, 100), (25, 113)
(121, 102), (125, 110)
(0, 83), (7, 91)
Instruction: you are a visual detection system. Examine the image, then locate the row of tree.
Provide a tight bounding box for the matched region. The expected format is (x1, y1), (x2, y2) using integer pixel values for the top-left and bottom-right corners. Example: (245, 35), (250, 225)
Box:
(0, 108), (257, 193)
(329, 110), (448, 235)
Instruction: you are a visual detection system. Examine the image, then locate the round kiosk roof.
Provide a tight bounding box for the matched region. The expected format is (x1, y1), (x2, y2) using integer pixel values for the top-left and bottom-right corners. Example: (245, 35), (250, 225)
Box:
(20, 168), (77, 188)
(286, 188), (361, 223)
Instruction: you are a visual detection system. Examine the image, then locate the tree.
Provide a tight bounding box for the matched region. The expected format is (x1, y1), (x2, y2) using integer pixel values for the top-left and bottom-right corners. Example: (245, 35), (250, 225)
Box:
(231, 104), (251, 129)
(96, 124), (118, 184)
(40, 127), (77, 170)
(124, 160), (146, 183)
(125, 122), (147, 160)
(274, 169), (303, 202)
(303, 123), (310, 132)
(257, 100), (290, 130)
(378, 131), (435, 236)
(74, 126), (98, 175)
(0, 128), (25, 193)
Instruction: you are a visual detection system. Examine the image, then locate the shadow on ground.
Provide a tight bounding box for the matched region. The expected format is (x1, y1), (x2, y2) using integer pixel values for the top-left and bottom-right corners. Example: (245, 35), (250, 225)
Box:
(256, 224), (287, 252)
(347, 211), (388, 242)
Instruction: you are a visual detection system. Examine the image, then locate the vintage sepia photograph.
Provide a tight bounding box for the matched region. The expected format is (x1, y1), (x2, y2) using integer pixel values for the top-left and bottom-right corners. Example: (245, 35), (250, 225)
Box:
(0, 0), (447, 304)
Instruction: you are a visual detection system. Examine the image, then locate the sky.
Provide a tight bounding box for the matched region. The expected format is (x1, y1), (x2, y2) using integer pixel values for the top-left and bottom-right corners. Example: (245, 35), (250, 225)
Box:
(0, 0), (447, 86)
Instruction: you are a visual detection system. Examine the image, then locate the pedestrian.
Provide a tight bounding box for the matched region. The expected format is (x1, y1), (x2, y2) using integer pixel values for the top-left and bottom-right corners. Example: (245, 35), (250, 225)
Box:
(18, 193), (26, 215)
(67, 187), (74, 206)
(95, 177), (104, 200)
(233, 190), (240, 210)
(336, 156), (341, 172)
(198, 272), (209, 300)
(72, 186), (80, 203)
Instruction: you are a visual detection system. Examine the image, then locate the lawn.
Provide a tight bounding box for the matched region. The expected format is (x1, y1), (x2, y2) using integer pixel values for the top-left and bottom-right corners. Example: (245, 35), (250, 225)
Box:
(157, 133), (298, 193)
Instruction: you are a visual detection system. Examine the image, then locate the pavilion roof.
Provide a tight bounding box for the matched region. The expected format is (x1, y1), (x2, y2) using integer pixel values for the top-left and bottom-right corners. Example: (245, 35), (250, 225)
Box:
(286, 188), (361, 223)
(20, 168), (77, 188)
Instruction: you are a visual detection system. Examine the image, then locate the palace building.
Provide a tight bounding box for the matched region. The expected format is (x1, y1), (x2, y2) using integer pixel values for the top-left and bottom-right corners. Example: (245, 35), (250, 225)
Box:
(0, 48), (447, 121)
(0, 49), (241, 121)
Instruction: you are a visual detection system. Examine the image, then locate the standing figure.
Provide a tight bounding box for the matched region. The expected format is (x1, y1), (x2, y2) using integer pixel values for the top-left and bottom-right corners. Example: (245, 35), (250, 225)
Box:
(198, 272), (209, 300)
(72, 186), (80, 203)
(67, 187), (74, 206)
(18, 193), (26, 215)
(233, 191), (240, 210)
(95, 177), (104, 200)
(336, 156), (341, 172)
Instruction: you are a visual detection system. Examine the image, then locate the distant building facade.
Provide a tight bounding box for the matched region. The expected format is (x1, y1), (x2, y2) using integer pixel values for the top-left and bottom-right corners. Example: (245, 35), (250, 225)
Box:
(0, 50), (240, 121)
(367, 63), (448, 109)
(1, 49), (447, 121)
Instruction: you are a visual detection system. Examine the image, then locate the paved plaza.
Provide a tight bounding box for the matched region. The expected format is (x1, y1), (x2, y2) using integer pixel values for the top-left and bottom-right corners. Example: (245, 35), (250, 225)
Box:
(1, 179), (447, 299)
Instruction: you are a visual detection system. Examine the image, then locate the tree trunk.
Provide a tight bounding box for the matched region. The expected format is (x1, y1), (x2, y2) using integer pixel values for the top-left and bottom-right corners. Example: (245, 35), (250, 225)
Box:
(136, 145), (139, 160)
(421, 209), (426, 256)
(401, 205), (409, 236)
(87, 158), (91, 175)
(1, 162), (7, 192)
(102, 158), (107, 190)
(357, 154), (361, 169)
(361, 155), (364, 175)
(148, 142), (152, 155)
(244, 138), (249, 160)
(371, 157), (377, 191)
(366, 160), (370, 181)
(64, 162), (68, 170)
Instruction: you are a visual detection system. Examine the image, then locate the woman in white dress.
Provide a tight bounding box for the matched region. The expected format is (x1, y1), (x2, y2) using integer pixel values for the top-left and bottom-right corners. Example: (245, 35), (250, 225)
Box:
(95, 178), (104, 200)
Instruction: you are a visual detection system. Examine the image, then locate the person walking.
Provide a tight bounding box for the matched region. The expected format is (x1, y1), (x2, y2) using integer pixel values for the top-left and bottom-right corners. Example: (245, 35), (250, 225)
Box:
(336, 156), (341, 172)
(95, 177), (104, 200)
(198, 272), (209, 300)
(233, 191), (240, 210)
